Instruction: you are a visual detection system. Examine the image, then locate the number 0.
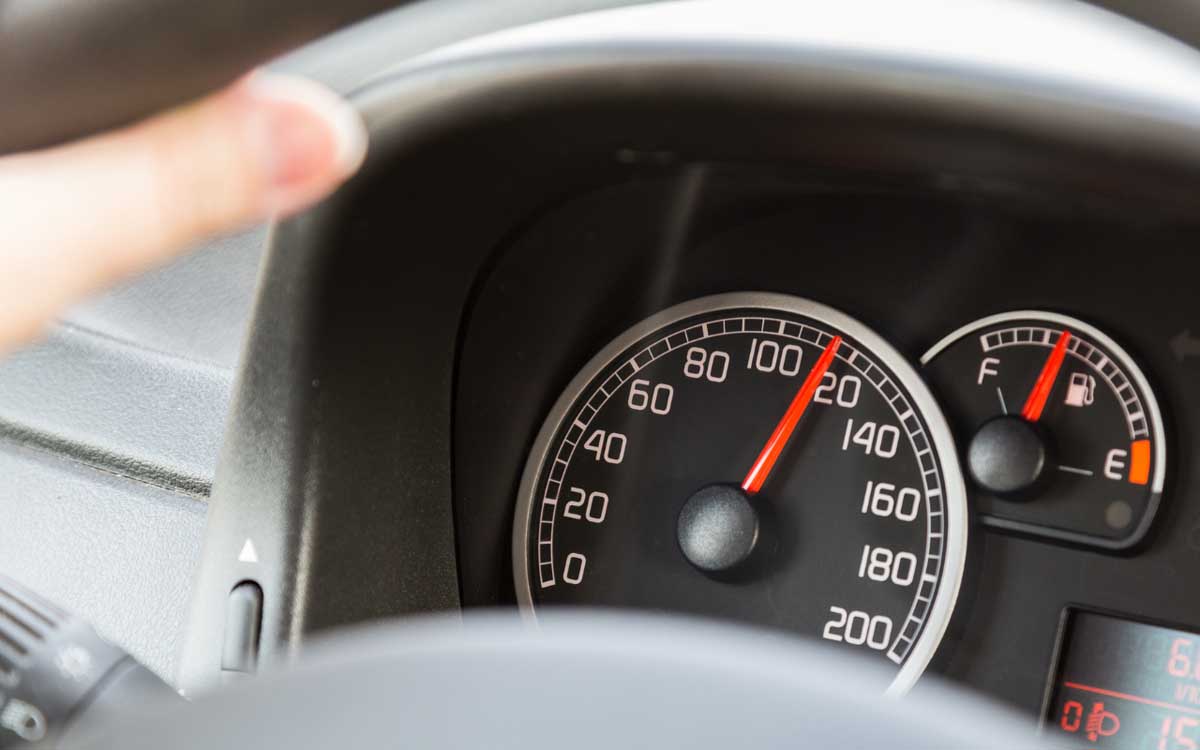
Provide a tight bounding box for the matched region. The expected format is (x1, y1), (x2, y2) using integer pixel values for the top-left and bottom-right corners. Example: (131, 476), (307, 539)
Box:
(563, 553), (587, 585)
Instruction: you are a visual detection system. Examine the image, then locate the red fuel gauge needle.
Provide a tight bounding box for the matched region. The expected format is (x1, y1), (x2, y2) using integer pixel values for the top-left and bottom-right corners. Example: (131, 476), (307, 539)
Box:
(1020, 330), (1071, 422)
(741, 336), (842, 495)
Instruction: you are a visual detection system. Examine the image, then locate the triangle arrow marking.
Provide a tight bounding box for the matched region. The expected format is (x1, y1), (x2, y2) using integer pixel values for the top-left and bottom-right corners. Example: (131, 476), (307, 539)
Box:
(238, 538), (259, 564)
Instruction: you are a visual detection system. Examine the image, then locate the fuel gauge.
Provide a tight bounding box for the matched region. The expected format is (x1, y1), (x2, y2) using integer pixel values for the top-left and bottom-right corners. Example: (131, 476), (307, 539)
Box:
(922, 312), (1165, 549)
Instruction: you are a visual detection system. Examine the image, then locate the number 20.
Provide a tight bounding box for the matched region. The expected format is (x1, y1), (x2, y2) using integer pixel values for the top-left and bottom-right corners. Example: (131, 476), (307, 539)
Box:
(563, 487), (609, 524)
(814, 372), (862, 407)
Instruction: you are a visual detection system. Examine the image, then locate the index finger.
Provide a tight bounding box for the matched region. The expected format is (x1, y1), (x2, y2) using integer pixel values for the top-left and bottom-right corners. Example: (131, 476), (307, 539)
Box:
(0, 73), (367, 353)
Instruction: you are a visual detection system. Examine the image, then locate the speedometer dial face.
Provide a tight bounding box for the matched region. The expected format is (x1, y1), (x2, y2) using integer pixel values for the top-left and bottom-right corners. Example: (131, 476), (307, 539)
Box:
(513, 293), (968, 694)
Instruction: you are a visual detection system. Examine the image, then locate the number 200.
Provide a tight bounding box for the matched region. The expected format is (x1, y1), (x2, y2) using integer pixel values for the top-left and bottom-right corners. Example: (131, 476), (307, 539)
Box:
(822, 607), (893, 650)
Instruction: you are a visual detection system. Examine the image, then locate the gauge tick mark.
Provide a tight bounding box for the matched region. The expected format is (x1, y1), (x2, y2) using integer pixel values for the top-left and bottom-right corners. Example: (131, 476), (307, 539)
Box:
(1057, 465), (1094, 477)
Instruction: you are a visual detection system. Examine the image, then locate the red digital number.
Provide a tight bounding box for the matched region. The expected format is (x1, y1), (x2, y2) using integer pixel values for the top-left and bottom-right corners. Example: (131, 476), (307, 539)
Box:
(1061, 701), (1083, 733)
(1159, 716), (1200, 750)
(1170, 639), (1195, 679)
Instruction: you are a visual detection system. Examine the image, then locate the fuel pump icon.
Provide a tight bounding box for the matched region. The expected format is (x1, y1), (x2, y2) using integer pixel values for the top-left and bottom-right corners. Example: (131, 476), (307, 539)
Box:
(1085, 702), (1120, 741)
(1065, 373), (1096, 407)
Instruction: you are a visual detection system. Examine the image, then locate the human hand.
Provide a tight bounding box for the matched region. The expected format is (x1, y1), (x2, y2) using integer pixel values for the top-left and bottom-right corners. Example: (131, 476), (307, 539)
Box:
(0, 72), (367, 354)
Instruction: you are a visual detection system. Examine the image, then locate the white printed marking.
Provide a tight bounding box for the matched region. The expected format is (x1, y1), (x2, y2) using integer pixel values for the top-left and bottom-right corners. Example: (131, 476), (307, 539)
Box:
(1058, 465), (1094, 477)
(238, 539), (259, 564)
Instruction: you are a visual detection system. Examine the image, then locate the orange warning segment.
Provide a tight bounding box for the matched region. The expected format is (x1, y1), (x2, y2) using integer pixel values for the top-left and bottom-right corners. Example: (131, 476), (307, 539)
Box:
(1129, 440), (1151, 485)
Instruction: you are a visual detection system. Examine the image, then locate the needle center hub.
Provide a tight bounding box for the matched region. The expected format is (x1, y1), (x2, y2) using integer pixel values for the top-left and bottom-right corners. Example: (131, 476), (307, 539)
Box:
(967, 415), (1049, 498)
(677, 485), (760, 574)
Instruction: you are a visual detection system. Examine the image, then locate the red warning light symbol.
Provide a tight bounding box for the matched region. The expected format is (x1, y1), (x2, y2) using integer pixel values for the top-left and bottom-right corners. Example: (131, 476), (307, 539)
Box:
(1085, 702), (1121, 741)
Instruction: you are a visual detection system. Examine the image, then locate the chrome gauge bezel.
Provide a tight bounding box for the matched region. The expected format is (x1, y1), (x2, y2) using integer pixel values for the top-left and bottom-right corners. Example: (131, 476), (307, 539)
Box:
(513, 292), (969, 696)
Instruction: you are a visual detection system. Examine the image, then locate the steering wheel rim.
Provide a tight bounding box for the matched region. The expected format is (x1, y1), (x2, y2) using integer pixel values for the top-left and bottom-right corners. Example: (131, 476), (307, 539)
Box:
(72, 612), (1038, 749)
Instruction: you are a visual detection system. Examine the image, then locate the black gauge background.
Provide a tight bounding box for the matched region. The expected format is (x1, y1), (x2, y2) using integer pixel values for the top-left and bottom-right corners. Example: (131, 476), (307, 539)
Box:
(453, 167), (1198, 717)
(520, 304), (955, 682)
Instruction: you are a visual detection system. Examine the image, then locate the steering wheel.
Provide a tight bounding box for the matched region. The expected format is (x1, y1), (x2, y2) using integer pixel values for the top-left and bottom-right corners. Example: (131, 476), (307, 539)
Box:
(68, 613), (1036, 749)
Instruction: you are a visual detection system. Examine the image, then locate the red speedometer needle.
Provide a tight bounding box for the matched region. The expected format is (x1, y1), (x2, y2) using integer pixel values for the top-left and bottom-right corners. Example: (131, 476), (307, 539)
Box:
(741, 336), (843, 495)
(1020, 330), (1071, 422)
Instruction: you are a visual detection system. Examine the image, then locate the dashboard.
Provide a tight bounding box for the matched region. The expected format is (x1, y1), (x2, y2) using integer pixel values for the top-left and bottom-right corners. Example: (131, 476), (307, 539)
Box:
(452, 169), (1200, 735)
(5, 0), (1200, 747)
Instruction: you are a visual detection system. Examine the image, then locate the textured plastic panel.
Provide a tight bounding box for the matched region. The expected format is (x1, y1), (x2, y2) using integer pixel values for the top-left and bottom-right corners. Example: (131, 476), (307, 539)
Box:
(0, 442), (205, 681)
(61, 229), (266, 371)
(0, 327), (233, 497)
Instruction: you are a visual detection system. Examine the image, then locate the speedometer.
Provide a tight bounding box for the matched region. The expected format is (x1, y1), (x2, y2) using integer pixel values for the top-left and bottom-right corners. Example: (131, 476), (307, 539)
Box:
(513, 293), (968, 694)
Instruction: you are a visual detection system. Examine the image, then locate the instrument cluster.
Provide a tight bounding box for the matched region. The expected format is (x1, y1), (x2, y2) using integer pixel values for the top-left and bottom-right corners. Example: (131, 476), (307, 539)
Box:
(452, 170), (1200, 743)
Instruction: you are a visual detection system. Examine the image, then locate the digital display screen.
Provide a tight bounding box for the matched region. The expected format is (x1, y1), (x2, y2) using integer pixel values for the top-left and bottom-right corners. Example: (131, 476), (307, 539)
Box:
(1045, 611), (1200, 749)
